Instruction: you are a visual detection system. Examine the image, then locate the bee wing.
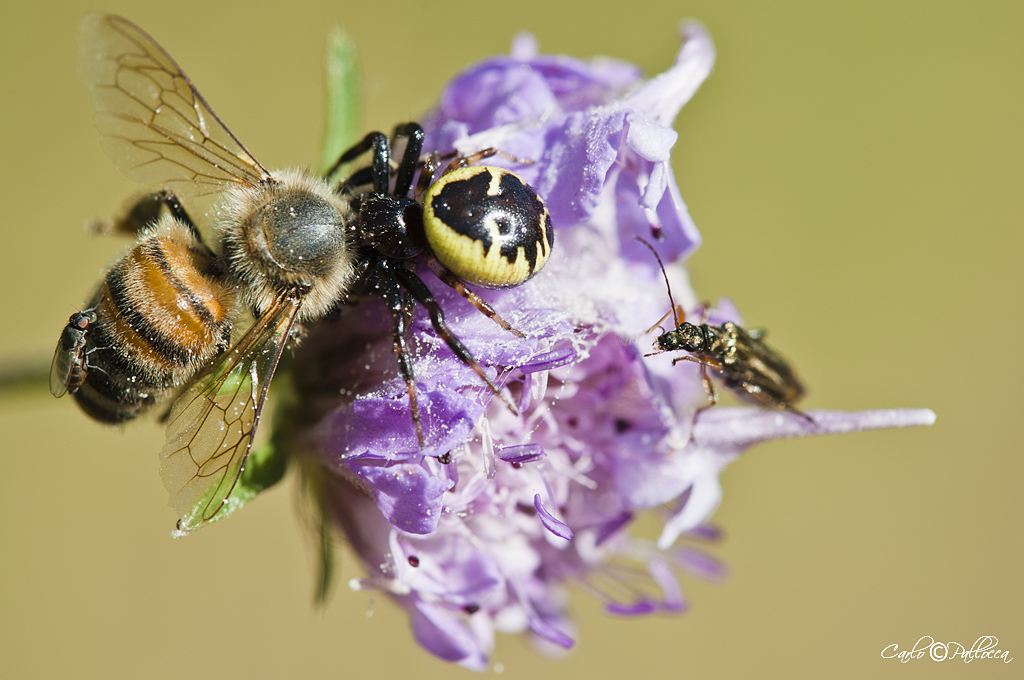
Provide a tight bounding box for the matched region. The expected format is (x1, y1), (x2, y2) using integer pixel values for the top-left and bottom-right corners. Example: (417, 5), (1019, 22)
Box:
(79, 14), (271, 196)
(160, 293), (302, 535)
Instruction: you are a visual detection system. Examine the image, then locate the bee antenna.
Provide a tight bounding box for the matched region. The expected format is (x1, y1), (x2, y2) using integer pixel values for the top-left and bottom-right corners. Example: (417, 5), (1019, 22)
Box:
(633, 236), (680, 328)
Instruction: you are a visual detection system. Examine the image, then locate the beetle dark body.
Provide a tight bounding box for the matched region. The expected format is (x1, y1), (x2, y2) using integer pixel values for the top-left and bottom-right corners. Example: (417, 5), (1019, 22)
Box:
(634, 235), (813, 427)
(656, 320), (807, 413)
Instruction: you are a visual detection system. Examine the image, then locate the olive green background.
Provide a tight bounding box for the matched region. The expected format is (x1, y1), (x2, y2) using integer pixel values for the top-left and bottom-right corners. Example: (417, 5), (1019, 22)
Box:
(1, 0), (1019, 677)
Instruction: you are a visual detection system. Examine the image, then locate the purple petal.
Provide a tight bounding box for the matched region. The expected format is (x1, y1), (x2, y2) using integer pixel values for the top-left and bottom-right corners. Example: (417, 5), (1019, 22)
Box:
(648, 558), (685, 612)
(534, 494), (573, 540)
(606, 601), (657, 616)
(622, 22), (715, 127)
(594, 511), (634, 546)
(685, 523), (724, 542)
(610, 443), (723, 510)
(497, 444), (545, 464)
(614, 157), (701, 261)
(349, 462), (452, 535)
(691, 407), (938, 452)
(437, 63), (555, 135)
(432, 50), (641, 136)
(672, 546), (729, 582)
(324, 381), (484, 461)
(528, 615), (575, 649)
(537, 109), (630, 226)
(408, 599), (489, 670)
(396, 533), (506, 605)
(519, 347), (577, 373)
(656, 480), (723, 550)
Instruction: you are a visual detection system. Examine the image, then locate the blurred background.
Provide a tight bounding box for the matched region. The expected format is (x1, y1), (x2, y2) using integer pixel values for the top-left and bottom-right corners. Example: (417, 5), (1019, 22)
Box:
(1, 0), (1020, 677)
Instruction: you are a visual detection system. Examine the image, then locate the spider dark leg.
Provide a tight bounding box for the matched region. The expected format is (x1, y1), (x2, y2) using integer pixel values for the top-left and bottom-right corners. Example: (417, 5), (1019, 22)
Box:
(393, 266), (518, 415)
(414, 153), (442, 196)
(383, 273), (425, 447)
(399, 271), (416, 331)
(424, 258), (525, 337)
(323, 130), (390, 182)
(439, 148), (535, 176)
(335, 165), (374, 197)
(415, 147), (533, 196)
(390, 122), (425, 198)
(367, 134), (393, 194)
(411, 148), (460, 196)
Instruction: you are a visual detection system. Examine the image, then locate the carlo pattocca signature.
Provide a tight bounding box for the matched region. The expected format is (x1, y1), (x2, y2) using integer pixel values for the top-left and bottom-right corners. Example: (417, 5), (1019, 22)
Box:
(881, 636), (1012, 663)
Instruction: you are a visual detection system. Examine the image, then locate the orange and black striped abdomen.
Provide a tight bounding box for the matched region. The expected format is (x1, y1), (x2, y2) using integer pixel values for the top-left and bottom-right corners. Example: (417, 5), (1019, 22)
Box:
(73, 221), (238, 423)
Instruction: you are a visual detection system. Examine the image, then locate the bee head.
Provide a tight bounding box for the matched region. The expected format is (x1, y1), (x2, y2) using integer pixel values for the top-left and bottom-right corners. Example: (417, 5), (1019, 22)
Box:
(221, 170), (358, 320)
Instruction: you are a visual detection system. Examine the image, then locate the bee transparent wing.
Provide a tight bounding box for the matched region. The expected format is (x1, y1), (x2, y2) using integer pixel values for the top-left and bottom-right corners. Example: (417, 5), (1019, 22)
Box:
(160, 294), (302, 535)
(79, 13), (271, 196)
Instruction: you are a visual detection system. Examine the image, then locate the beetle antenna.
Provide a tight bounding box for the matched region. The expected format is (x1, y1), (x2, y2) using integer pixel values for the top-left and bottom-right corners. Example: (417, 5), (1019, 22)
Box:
(634, 236), (680, 327)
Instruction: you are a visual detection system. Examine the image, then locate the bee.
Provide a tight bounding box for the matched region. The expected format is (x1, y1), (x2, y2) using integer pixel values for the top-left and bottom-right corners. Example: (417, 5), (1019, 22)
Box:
(59, 15), (552, 533)
(636, 237), (815, 428)
(66, 14), (359, 534)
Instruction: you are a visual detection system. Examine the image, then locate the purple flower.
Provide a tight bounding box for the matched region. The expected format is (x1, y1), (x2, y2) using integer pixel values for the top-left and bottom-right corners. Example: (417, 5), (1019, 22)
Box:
(289, 23), (935, 669)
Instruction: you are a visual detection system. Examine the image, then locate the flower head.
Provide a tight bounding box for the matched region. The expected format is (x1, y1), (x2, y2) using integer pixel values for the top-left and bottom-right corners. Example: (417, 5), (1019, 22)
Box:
(288, 23), (935, 669)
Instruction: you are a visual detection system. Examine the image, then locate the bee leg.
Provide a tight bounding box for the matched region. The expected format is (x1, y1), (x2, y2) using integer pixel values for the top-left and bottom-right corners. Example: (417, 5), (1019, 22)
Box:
(423, 259), (525, 338)
(392, 266), (518, 416)
(92, 190), (203, 244)
(383, 274), (425, 448)
(152, 191), (209, 248)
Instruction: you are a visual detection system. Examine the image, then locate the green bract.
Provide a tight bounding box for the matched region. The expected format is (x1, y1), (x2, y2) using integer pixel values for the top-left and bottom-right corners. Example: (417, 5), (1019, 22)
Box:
(320, 28), (362, 178)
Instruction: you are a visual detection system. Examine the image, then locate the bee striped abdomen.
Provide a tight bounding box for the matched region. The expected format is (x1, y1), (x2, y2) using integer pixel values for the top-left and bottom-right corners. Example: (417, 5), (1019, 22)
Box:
(73, 219), (238, 424)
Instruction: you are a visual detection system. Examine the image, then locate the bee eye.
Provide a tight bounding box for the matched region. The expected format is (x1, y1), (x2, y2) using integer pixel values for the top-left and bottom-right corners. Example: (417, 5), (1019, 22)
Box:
(422, 166), (553, 289)
(258, 193), (346, 276)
